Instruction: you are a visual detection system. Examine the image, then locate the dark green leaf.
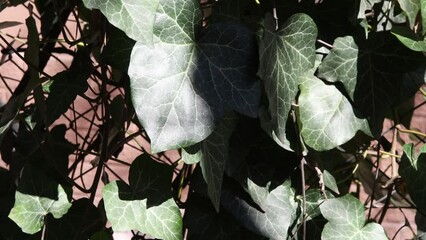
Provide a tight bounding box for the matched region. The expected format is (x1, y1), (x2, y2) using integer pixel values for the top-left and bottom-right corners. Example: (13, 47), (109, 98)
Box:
(0, 21), (21, 30)
(320, 194), (387, 240)
(130, 22), (260, 152)
(127, 154), (174, 206)
(182, 112), (238, 211)
(258, 13), (317, 150)
(298, 75), (370, 151)
(44, 198), (104, 240)
(82, 0), (160, 46)
(400, 143), (426, 214)
(317, 33), (425, 134)
(101, 25), (135, 71)
(184, 192), (265, 240)
(8, 185), (72, 234)
(45, 49), (92, 125)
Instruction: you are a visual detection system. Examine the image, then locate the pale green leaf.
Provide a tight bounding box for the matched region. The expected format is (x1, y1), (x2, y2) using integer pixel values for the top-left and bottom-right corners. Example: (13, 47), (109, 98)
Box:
(103, 181), (182, 240)
(422, 0), (426, 35)
(182, 113), (238, 211)
(82, 0), (160, 46)
(102, 156), (181, 240)
(323, 170), (340, 194)
(222, 180), (298, 239)
(320, 194), (388, 240)
(298, 75), (370, 151)
(258, 13), (317, 150)
(400, 143), (426, 214)
(392, 26), (426, 52)
(8, 185), (71, 234)
(397, 0), (420, 28)
(130, 23), (259, 152)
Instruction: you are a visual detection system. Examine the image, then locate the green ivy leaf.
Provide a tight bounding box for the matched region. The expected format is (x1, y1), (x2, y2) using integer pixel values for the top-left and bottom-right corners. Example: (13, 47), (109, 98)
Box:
(45, 49), (92, 125)
(317, 33), (424, 133)
(8, 185), (72, 234)
(392, 26), (426, 52)
(258, 13), (317, 150)
(182, 113), (238, 211)
(422, 0), (426, 36)
(298, 75), (370, 151)
(320, 194), (387, 240)
(103, 155), (182, 240)
(103, 182), (182, 240)
(101, 25), (135, 71)
(82, 0), (160, 46)
(222, 180), (298, 239)
(130, 23), (259, 152)
(44, 198), (104, 240)
(304, 189), (333, 220)
(397, 0), (420, 29)
(323, 170), (340, 194)
(184, 193), (265, 240)
(400, 143), (426, 214)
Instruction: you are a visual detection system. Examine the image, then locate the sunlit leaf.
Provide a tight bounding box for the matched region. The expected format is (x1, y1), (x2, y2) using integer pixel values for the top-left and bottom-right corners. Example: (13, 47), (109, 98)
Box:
(103, 155), (182, 240)
(130, 23), (259, 152)
(298, 74), (370, 151)
(82, 0), (160, 46)
(320, 194), (387, 240)
(8, 185), (72, 234)
(258, 13), (317, 150)
(222, 180), (298, 239)
(397, 0), (420, 28)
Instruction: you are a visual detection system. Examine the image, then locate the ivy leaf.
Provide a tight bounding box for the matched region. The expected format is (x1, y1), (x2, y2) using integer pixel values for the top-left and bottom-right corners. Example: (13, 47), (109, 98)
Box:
(400, 143), (426, 214)
(182, 113), (238, 211)
(103, 182), (182, 240)
(422, 0), (426, 36)
(258, 13), (317, 150)
(101, 25), (135, 71)
(304, 189), (333, 220)
(323, 170), (340, 194)
(298, 75), (370, 151)
(317, 33), (424, 133)
(397, 0), (420, 29)
(222, 180), (298, 239)
(103, 155), (182, 240)
(130, 23), (259, 152)
(45, 49), (92, 125)
(82, 0), (160, 46)
(44, 198), (104, 240)
(320, 194), (387, 240)
(392, 26), (426, 52)
(8, 185), (72, 234)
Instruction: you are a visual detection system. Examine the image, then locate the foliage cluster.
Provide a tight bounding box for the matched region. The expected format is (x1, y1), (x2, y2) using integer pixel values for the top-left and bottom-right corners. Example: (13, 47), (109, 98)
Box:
(0, 0), (426, 239)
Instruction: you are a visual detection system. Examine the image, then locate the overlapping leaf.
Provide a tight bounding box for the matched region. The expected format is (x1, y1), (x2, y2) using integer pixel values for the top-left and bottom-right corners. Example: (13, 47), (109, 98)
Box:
(397, 0), (420, 28)
(182, 113), (238, 211)
(82, 0), (160, 46)
(222, 180), (298, 239)
(320, 194), (388, 240)
(8, 185), (71, 234)
(258, 13), (317, 150)
(298, 74), (370, 151)
(400, 143), (426, 214)
(392, 26), (426, 52)
(103, 155), (182, 240)
(129, 0), (259, 152)
(317, 33), (425, 133)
